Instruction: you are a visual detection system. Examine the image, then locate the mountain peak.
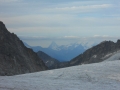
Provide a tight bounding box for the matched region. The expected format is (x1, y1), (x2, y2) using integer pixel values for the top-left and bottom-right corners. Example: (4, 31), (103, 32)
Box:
(48, 41), (60, 50)
(117, 39), (120, 44)
(0, 21), (9, 34)
(0, 21), (4, 24)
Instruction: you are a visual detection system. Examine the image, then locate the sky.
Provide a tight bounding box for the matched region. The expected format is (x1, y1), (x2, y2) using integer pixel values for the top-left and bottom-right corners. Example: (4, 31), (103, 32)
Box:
(0, 0), (120, 47)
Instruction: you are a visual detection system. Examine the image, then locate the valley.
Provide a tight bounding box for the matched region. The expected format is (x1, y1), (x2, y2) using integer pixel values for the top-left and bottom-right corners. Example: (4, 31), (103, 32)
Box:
(0, 0), (120, 89)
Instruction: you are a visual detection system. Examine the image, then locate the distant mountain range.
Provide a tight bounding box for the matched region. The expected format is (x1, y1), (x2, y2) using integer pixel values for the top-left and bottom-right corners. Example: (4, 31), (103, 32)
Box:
(24, 41), (98, 62)
(36, 39), (120, 69)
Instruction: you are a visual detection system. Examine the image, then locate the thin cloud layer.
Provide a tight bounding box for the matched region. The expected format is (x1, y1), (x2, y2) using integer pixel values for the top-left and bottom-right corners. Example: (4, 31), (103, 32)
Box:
(0, 0), (120, 46)
(55, 4), (112, 11)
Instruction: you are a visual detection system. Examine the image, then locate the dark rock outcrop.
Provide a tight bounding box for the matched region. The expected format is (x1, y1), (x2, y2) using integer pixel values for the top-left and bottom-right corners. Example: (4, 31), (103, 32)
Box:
(37, 51), (70, 69)
(70, 40), (120, 66)
(0, 21), (47, 76)
(37, 51), (60, 69)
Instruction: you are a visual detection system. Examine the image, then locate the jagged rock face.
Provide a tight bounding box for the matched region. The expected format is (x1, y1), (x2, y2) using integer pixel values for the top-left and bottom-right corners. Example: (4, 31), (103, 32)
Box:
(0, 21), (47, 76)
(70, 40), (120, 66)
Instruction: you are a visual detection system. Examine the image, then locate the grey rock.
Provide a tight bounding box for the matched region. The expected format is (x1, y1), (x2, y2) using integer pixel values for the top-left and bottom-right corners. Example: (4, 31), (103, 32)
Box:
(37, 51), (69, 69)
(70, 40), (120, 66)
(37, 51), (60, 69)
(0, 21), (47, 76)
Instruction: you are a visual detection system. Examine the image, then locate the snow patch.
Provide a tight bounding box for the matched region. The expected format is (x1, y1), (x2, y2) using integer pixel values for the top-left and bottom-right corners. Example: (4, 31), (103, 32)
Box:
(103, 50), (120, 61)
(92, 55), (97, 58)
(101, 53), (113, 59)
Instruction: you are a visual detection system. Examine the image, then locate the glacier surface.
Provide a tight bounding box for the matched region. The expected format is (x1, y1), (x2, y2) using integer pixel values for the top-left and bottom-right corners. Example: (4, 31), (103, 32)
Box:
(0, 60), (120, 90)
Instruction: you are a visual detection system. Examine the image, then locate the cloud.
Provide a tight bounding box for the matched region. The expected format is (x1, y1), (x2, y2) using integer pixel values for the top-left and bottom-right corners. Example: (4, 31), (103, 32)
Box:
(1, 13), (120, 38)
(39, 4), (113, 14)
(55, 4), (112, 12)
(64, 36), (80, 39)
(19, 35), (48, 40)
(2, 14), (120, 26)
(102, 35), (109, 37)
(93, 35), (101, 37)
(0, 0), (120, 39)
(93, 35), (109, 38)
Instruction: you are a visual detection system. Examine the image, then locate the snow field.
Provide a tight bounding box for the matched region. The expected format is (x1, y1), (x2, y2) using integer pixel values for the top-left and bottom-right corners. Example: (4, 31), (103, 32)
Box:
(0, 60), (120, 90)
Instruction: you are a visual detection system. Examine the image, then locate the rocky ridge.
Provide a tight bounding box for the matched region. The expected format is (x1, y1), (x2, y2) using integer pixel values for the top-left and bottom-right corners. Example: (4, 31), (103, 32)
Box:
(0, 21), (47, 76)
(70, 40), (120, 66)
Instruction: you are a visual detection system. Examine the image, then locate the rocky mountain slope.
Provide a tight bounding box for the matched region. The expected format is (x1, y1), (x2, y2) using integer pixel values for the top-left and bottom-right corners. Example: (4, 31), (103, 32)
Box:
(37, 51), (60, 69)
(37, 51), (70, 69)
(70, 40), (120, 66)
(0, 21), (47, 76)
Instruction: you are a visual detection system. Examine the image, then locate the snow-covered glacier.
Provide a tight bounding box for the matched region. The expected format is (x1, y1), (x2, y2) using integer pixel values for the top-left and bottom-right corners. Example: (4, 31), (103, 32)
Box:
(0, 60), (120, 90)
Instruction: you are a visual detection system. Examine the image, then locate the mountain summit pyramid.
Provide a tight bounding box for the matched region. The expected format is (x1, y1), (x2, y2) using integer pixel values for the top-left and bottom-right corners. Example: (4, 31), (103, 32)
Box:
(0, 21), (47, 76)
(48, 41), (60, 50)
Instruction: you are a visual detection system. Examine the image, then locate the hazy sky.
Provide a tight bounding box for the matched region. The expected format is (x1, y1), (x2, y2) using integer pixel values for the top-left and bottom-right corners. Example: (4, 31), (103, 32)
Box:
(0, 0), (120, 47)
